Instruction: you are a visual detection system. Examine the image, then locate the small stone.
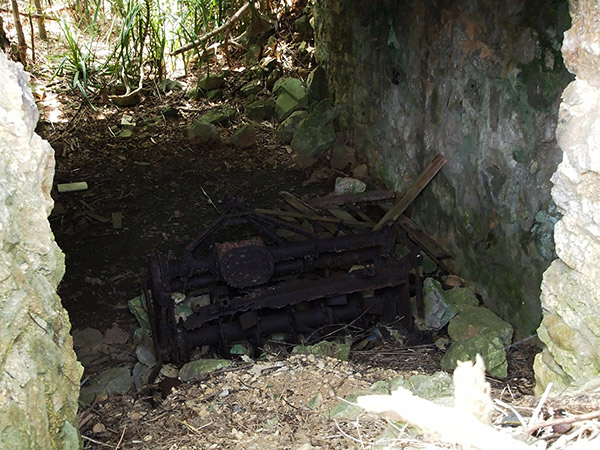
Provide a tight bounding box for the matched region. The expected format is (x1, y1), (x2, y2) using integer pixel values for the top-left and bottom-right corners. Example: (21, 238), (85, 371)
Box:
(197, 73), (225, 90)
(179, 359), (232, 382)
(230, 123), (257, 148)
(136, 343), (158, 367)
(79, 367), (133, 405)
(246, 100), (274, 121)
(334, 177), (366, 195)
(104, 323), (129, 345)
(352, 164), (369, 179)
(329, 144), (356, 171)
(276, 110), (308, 143)
(240, 79), (262, 96)
(92, 423), (106, 434)
(72, 328), (104, 349)
(200, 107), (236, 124)
(186, 121), (221, 145)
(442, 336), (508, 378)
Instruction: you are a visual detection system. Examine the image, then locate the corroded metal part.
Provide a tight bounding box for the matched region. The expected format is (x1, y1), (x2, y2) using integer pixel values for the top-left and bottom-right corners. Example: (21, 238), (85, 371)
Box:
(144, 203), (422, 364)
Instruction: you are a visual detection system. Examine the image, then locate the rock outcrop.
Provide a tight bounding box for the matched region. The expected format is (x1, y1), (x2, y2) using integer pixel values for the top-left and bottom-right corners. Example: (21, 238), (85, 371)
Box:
(0, 51), (82, 449)
(534, 2), (600, 394)
(313, 0), (573, 336)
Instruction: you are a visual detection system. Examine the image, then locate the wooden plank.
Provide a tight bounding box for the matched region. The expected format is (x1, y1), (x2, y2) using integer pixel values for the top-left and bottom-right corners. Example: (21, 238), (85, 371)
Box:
(279, 191), (338, 235)
(307, 189), (396, 208)
(395, 218), (453, 273)
(373, 154), (447, 231)
(327, 206), (376, 228)
(255, 208), (373, 229)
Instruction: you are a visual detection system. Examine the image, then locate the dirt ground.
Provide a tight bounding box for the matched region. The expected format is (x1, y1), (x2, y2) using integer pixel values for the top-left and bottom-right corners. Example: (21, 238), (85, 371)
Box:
(4, 3), (599, 449)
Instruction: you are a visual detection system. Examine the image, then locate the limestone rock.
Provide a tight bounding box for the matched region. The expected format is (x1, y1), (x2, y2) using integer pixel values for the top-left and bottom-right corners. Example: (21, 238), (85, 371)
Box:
(334, 177), (366, 195)
(312, 0), (573, 336)
(439, 304), (513, 378)
(276, 110), (308, 143)
(422, 278), (457, 331)
(79, 367), (133, 405)
(291, 122), (335, 156)
(352, 163), (369, 180)
(230, 123), (257, 148)
(447, 305), (513, 347)
(247, 99), (274, 121)
(179, 359), (232, 382)
(240, 79), (262, 96)
(197, 73), (225, 91)
(105, 323), (129, 345)
(0, 52), (82, 449)
(273, 77), (309, 120)
(534, 3), (600, 395)
(186, 120), (222, 145)
(442, 336), (508, 378)
(200, 107), (236, 125)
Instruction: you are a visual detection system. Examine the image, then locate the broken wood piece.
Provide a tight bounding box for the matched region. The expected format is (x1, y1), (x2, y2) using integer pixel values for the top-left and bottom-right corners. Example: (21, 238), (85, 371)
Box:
(327, 206), (375, 228)
(84, 211), (110, 224)
(112, 212), (123, 229)
(255, 208), (372, 229)
(57, 181), (88, 193)
(394, 217), (453, 273)
(373, 154), (446, 231)
(279, 191), (338, 235)
(307, 189), (396, 208)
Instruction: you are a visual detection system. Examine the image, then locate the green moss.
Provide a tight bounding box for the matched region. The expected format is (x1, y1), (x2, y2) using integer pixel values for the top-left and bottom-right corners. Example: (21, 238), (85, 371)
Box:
(430, 87), (441, 124)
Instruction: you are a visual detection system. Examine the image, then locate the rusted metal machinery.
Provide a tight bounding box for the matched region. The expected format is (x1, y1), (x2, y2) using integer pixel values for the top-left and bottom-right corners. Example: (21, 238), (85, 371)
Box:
(144, 203), (422, 364)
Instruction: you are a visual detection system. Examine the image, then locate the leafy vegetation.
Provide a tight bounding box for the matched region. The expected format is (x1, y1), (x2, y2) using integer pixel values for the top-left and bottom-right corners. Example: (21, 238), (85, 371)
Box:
(10, 0), (277, 100)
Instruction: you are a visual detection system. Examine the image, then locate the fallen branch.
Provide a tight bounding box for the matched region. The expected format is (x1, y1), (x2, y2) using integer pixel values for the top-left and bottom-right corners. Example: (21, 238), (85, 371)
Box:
(373, 154), (446, 231)
(523, 410), (600, 436)
(169, 2), (251, 56)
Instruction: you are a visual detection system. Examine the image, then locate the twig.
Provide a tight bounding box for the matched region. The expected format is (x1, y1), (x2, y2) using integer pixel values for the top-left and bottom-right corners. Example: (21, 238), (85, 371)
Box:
(333, 419), (367, 445)
(81, 435), (112, 448)
(523, 410), (600, 435)
(528, 382), (553, 430)
(174, 418), (212, 435)
(493, 398), (528, 428)
(200, 184), (220, 213)
(170, 2), (252, 56)
(114, 426), (126, 449)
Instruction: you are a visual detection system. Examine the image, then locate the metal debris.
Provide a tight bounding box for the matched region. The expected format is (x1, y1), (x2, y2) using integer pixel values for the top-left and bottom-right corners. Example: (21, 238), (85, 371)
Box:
(144, 202), (422, 364)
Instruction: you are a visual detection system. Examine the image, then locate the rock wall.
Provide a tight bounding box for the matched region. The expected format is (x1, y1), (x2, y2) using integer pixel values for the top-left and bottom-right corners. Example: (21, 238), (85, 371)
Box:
(534, 1), (600, 394)
(313, 0), (572, 336)
(0, 51), (82, 449)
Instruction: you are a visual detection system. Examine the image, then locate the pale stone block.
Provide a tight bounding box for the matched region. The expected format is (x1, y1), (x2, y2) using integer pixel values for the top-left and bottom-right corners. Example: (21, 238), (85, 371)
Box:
(556, 80), (600, 173)
(554, 218), (600, 277)
(0, 51), (82, 449)
(537, 260), (600, 383)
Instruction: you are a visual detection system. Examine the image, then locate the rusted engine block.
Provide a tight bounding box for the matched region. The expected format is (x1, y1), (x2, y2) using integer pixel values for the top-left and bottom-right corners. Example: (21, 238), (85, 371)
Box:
(144, 204), (422, 364)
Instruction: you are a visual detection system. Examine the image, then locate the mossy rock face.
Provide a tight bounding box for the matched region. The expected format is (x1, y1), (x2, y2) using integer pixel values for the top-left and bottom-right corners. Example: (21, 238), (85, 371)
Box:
(312, 0), (572, 338)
